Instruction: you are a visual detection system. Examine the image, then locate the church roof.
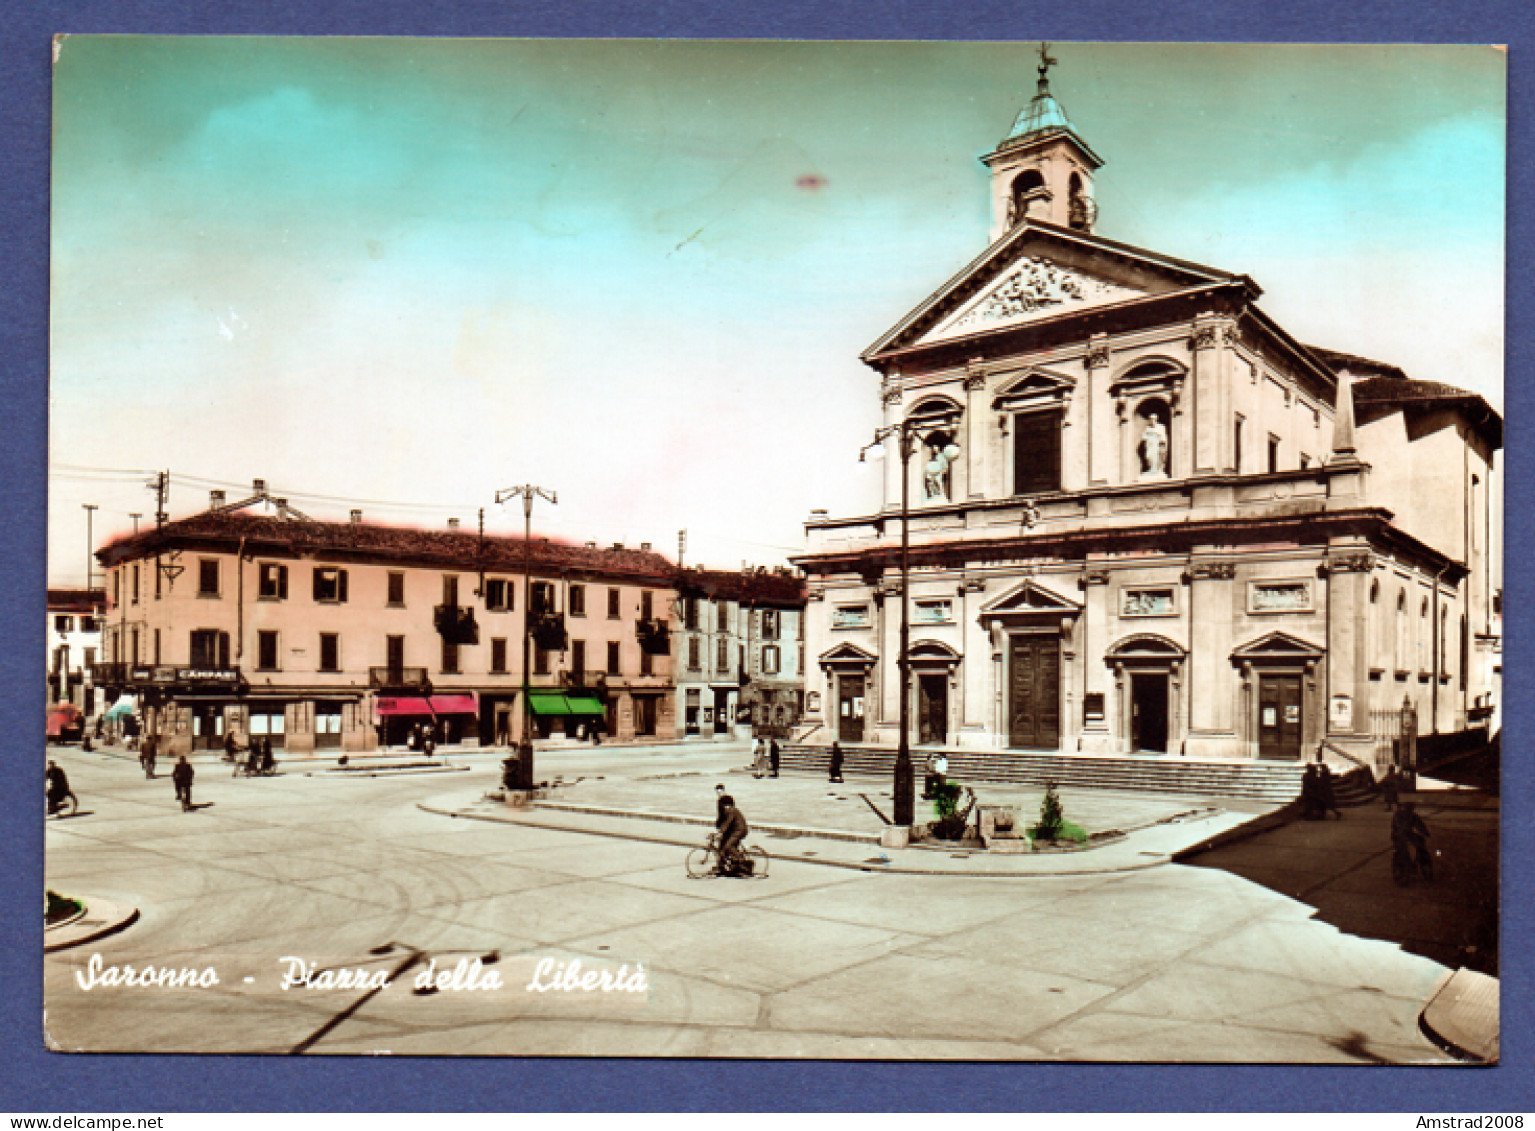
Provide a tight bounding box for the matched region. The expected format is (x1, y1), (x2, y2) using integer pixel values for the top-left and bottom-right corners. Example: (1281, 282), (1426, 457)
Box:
(1352, 376), (1503, 449)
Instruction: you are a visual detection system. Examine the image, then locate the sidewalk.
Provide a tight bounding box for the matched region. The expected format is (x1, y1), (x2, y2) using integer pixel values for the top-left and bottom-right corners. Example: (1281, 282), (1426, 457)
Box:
(419, 770), (1280, 877)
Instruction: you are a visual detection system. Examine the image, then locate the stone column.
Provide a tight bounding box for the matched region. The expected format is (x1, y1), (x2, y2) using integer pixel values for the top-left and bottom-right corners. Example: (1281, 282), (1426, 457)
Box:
(1085, 335), (1112, 486)
(881, 380), (903, 513)
(1189, 314), (1235, 475)
(1078, 567), (1114, 753)
(1325, 548), (1375, 745)
(964, 364), (986, 501)
(1184, 558), (1239, 757)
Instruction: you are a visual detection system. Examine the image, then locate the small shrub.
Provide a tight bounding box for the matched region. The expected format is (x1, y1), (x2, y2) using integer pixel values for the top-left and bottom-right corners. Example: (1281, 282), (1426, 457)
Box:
(932, 780), (964, 819)
(1032, 780), (1065, 840)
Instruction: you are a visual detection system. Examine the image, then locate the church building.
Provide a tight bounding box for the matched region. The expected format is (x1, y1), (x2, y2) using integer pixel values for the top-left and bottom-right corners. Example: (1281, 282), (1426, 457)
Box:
(794, 56), (1501, 771)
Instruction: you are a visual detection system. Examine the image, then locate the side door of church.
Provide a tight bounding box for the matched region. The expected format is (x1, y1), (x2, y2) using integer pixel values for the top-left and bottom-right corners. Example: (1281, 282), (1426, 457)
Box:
(1008, 635), (1060, 749)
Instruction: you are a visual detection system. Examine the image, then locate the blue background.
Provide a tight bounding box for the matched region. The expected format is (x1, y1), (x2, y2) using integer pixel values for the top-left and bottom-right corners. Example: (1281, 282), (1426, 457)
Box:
(2, 0), (1529, 1112)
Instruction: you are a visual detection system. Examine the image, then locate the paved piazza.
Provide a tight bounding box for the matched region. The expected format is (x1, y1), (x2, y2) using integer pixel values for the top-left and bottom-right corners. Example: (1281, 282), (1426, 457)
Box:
(43, 741), (1460, 1062)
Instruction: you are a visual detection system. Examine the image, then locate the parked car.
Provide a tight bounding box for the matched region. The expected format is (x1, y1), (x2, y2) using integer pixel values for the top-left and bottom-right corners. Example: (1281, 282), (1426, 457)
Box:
(47, 703), (85, 744)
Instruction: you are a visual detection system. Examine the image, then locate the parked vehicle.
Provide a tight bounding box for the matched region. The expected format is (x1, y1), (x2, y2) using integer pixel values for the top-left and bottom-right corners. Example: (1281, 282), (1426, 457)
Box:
(46, 703), (85, 744)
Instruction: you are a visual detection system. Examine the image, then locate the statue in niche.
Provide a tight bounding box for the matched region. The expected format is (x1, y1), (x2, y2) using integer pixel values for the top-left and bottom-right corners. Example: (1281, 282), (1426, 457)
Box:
(923, 437), (962, 501)
(1138, 413), (1169, 478)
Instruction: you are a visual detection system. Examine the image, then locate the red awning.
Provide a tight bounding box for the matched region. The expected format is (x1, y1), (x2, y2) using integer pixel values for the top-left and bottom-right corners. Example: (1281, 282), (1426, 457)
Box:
(374, 694), (479, 718)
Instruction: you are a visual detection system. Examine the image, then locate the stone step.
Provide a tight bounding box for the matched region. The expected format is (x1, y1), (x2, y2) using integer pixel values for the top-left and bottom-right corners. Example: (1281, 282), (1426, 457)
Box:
(786, 744), (1305, 802)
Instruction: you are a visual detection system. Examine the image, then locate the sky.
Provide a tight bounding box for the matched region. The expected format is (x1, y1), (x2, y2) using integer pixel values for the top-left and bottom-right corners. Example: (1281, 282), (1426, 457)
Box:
(47, 38), (1506, 588)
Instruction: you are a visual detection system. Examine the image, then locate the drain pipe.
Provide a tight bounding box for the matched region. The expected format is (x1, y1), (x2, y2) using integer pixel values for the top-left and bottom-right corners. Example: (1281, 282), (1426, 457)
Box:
(1431, 563), (1449, 734)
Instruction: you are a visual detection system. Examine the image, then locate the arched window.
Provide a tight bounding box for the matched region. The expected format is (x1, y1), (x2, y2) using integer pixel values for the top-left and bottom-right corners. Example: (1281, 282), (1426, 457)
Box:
(1370, 579), (1382, 667)
(1009, 169), (1047, 224)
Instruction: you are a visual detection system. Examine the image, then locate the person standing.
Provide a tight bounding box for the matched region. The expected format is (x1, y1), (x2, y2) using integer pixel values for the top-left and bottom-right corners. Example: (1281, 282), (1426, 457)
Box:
(1317, 763), (1342, 820)
(172, 755), (195, 812)
(1380, 766), (1401, 812)
(140, 732), (157, 779)
(828, 742), (844, 784)
(768, 738), (780, 779)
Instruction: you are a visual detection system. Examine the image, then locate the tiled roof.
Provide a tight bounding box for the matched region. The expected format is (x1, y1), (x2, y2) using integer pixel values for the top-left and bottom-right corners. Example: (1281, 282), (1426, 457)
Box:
(1306, 346), (1408, 381)
(677, 567), (806, 607)
(47, 588), (105, 612)
(97, 509), (678, 582)
(1353, 377), (1503, 449)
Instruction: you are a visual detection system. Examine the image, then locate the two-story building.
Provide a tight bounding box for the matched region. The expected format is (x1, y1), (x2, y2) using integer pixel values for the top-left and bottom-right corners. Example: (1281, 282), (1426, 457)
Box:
(795, 64), (1500, 770)
(93, 487), (677, 756)
(672, 567), (807, 739)
(46, 588), (105, 716)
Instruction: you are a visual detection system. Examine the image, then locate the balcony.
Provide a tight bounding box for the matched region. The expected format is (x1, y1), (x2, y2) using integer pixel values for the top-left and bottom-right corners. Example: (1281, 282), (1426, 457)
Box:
(530, 611), (567, 652)
(433, 604), (480, 645)
(369, 666), (432, 691)
(636, 617), (671, 655)
(560, 669), (610, 692)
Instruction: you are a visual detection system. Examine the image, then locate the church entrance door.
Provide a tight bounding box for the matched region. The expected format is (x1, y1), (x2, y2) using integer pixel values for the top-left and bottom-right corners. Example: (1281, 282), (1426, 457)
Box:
(1008, 635), (1060, 749)
(918, 674), (947, 745)
(838, 675), (865, 743)
(1258, 674), (1304, 760)
(1130, 672), (1169, 753)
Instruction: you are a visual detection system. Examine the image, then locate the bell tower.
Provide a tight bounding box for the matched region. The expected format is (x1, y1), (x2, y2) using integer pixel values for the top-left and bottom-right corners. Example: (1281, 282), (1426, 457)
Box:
(981, 44), (1104, 242)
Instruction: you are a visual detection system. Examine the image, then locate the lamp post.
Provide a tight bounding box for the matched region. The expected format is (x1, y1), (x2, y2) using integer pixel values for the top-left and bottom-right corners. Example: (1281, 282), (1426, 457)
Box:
(82, 504), (97, 592)
(494, 484), (557, 791)
(860, 422), (921, 827)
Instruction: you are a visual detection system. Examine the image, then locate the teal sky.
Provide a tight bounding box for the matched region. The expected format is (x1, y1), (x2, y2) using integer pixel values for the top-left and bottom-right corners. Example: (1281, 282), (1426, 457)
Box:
(49, 38), (1505, 586)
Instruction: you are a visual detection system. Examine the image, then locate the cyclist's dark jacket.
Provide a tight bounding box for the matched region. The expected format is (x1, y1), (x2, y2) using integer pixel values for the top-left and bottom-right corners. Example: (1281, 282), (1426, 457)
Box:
(719, 807), (749, 841)
(46, 766), (69, 799)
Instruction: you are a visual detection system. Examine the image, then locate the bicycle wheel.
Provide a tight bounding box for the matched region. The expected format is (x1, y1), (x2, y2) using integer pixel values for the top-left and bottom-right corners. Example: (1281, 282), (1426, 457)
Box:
(685, 846), (716, 878)
(745, 846), (769, 879)
(51, 793), (78, 819)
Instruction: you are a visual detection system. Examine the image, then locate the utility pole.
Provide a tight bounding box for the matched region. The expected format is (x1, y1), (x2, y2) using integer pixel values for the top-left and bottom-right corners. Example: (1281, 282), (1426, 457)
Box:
(81, 504), (97, 592)
(493, 484), (557, 792)
(678, 529), (686, 571)
(153, 471), (168, 528)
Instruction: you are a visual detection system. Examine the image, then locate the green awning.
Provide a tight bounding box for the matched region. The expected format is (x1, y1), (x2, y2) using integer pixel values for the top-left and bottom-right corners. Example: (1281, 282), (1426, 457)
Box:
(527, 691), (606, 718)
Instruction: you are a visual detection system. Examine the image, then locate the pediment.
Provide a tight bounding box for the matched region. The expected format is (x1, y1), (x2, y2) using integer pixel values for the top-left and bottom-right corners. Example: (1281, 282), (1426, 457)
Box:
(864, 221), (1247, 361)
(920, 256), (1142, 345)
(993, 367), (1076, 410)
(979, 580), (1082, 617)
(1231, 631), (1325, 660)
(819, 642), (877, 666)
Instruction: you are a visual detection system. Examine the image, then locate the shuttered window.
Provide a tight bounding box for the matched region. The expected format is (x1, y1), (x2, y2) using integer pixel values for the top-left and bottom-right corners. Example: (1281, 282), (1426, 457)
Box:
(1013, 410), (1062, 495)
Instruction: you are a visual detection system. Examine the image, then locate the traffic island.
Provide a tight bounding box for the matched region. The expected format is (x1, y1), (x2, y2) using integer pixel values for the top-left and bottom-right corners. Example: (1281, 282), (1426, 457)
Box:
(44, 892), (139, 952)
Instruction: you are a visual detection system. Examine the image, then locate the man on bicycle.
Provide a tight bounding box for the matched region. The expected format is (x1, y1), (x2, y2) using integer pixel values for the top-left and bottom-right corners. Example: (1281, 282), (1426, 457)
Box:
(45, 761), (71, 815)
(1391, 802), (1430, 870)
(716, 795), (750, 876)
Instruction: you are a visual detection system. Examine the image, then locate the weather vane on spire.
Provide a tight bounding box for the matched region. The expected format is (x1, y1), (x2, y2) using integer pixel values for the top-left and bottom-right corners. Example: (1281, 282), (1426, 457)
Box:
(1037, 41), (1058, 94)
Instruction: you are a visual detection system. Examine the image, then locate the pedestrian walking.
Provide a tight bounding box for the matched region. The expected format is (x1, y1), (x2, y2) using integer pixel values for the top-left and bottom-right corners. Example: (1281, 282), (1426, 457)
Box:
(140, 732), (157, 778)
(828, 741), (844, 783)
(1300, 763), (1321, 820)
(1317, 763), (1342, 820)
(1380, 766), (1401, 812)
(769, 738), (780, 778)
(172, 755), (195, 812)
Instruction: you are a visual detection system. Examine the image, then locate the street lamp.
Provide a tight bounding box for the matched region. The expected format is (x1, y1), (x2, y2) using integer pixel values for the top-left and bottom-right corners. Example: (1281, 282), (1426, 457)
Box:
(493, 484), (557, 792)
(859, 421), (922, 828)
(82, 504), (97, 592)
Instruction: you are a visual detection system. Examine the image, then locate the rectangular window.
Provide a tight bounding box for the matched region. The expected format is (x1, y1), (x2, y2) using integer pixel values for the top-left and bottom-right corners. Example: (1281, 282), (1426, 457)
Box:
(319, 633), (340, 672)
(257, 630), (279, 671)
(1267, 434), (1281, 474)
(914, 599), (953, 625)
(717, 638), (730, 671)
(313, 567), (348, 603)
(833, 605), (870, 629)
(387, 571), (406, 606)
(640, 649), (653, 676)
(1299, 453), (1312, 470)
(572, 639), (586, 676)
(1014, 409), (1062, 495)
(685, 598), (699, 630)
(386, 635), (405, 676)
(762, 645), (781, 675)
(81, 617), (99, 633)
(688, 636), (701, 670)
(640, 591), (653, 620)
(569, 585), (586, 617)
(198, 559), (220, 597)
(485, 578), (513, 611)
(130, 629), (139, 663)
(534, 646), (550, 676)
(491, 638), (508, 674)
(608, 588), (621, 619)
(190, 629), (230, 670)
(153, 630), (160, 665)
(762, 609), (780, 640)
(258, 563), (289, 600)
(607, 641), (621, 675)
(112, 570), (120, 607)
(54, 615), (73, 633)
(531, 581), (556, 614)
(716, 601), (728, 632)
(442, 574), (459, 607)
(441, 639), (460, 675)
(132, 565), (140, 604)
(1233, 415), (1245, 473)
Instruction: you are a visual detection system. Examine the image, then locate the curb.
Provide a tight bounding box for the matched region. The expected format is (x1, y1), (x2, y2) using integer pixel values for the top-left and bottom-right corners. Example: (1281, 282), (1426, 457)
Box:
(1171, 801), (1301, 862)
(416, 799), (1176, 878)
(44, 896), (140, 952)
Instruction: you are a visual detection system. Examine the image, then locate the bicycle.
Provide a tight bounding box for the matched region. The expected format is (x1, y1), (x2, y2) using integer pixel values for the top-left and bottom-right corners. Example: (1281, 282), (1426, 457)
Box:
(1391, 837), (1434, 885)
(686, 833), (768, 879)
(46, 791), (78, 819)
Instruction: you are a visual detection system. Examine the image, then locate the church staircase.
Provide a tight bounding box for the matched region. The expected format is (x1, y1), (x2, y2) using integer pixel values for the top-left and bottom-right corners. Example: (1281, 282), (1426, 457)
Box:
(781, 743), (1305, 802)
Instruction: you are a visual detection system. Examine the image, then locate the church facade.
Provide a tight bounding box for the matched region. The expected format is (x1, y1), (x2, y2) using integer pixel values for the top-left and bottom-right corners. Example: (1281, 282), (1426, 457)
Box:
(794, 63), (1500, 767)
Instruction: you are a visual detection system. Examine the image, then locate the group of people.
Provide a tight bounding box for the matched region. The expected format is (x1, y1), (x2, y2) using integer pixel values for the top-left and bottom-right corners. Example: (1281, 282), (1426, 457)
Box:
(750, 737), (781, 778)
(222, 731), (277, 776)
(1300, 761), (1342, 820)
(405, 723), (439, 755)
